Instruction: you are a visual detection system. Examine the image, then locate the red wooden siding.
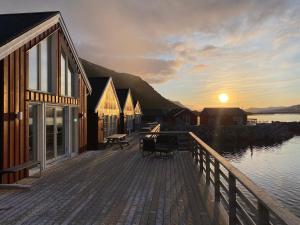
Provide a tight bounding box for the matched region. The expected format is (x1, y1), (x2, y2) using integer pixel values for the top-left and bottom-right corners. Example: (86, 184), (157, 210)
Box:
(0, 23), (89, 184)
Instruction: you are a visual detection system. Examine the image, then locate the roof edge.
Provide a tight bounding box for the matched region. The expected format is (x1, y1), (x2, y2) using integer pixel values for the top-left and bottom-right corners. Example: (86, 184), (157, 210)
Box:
(0, 12), (92, 94)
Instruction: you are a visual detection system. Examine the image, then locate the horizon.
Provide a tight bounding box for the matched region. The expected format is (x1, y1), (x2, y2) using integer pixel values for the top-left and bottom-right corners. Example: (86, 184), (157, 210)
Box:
(0, 0), (300, 110)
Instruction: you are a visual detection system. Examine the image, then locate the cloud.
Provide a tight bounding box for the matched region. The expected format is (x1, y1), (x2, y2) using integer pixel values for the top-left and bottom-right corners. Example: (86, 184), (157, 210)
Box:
(0, 0), (292, 84)
(1, 0), (300, 108)
(190, 64), (207, 73)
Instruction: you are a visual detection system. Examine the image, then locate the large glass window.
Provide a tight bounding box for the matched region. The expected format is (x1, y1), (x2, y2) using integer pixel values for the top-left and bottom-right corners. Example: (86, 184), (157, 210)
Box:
(29, 46), (38, 90)
(28, 35), (54, 92)
(60, 51), (77, 97)
(40, 39), (49, 92)
(60, 54), (66, 96)
(67, 66), (72, 96)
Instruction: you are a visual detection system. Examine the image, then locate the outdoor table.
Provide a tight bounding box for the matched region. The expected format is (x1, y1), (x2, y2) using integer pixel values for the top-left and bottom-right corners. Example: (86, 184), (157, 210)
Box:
(106, 134), (129, 149)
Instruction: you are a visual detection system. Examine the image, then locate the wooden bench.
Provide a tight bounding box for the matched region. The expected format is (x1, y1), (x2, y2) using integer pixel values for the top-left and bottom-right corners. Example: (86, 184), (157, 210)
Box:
(0, 161), (42, 190)
(106, 134), (129, 149)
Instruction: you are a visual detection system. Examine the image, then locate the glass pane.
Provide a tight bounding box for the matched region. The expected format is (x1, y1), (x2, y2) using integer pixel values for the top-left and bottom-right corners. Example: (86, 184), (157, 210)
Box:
(40, 39), (49, 92)
(29, 46), (38, 90)
(46, 107), (55, 160)
(72, 73), (77, 97)
(71, 108), (78, 153)
(61, 54), (66, 95)
(56, 108), (65, 156)
(67, 66), (72, 96)
(29, 105), (38, 161)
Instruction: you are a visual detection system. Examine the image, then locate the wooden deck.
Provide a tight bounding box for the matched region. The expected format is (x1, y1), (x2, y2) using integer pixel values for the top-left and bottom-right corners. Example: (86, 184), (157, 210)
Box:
(0, 137), (212, 225)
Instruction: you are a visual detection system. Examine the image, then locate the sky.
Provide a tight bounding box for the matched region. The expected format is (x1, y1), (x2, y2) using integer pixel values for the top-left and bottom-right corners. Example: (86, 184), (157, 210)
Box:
(1, 0), (300, 110)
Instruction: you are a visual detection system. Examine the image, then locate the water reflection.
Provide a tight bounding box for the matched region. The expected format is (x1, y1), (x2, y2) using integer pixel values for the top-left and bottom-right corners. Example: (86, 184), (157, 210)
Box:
(215, 136), (300, 218)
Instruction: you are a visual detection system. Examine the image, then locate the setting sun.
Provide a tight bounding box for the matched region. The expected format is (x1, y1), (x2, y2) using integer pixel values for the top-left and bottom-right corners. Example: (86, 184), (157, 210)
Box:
(218, 93), (229, 103)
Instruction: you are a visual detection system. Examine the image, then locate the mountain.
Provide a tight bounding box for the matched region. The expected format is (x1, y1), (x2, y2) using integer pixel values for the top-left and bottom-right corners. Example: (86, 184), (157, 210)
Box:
(172, 101), (187, 108)
(81, 59), (180, 113)
(247, 105), (300, 114)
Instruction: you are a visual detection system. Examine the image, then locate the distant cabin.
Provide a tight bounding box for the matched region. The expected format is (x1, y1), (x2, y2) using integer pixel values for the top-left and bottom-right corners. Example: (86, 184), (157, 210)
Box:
(116, 89), (135, 134)
(200, 108), (247, 126)
(164, 108), (198, 130)
(87, 77), (121, 149)
(133, 99), (143, 131)
(0, 12), (92, 184)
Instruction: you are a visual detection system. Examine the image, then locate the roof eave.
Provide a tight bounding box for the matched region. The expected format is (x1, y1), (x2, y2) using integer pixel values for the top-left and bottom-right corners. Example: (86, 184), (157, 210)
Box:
(0, 12), (92, 95)
(58, 16), (92, 94)
(0, 13), (60, 61)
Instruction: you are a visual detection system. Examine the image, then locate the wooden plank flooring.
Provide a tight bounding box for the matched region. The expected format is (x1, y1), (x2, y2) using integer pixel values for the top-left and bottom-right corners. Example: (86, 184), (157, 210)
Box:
(0, 137), (212, 225)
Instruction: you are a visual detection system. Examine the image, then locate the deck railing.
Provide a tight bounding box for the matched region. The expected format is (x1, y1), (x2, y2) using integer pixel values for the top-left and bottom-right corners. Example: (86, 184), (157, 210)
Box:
(139, 130), (300, 225)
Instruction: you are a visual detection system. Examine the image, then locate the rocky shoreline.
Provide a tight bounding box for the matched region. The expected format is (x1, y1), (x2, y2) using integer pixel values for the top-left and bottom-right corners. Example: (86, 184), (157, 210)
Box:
(191, 122), (300, 148)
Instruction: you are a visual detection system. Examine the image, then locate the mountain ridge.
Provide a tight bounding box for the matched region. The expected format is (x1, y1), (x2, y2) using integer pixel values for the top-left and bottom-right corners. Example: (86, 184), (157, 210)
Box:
(246, 104), (300, 114)
(81, 58), (180, 113)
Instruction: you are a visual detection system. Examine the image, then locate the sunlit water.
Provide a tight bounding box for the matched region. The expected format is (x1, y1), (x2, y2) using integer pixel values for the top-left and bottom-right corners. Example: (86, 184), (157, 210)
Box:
(248, 113), (300, 123)
(221, 136), (300, 218)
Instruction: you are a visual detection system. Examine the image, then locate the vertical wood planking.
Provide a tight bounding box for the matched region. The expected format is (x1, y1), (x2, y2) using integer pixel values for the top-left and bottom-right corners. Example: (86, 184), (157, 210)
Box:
(20, 46), (25, 179)
(0, 23), (88, 183)
(14, 49), (20, 181)
(2, 57), (9, 183)
(9, 53), (15, 183)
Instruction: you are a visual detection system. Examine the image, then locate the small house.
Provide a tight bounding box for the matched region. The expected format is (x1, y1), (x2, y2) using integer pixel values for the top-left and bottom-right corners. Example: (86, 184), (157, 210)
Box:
(0, 12), (92, 183)
(133, 99), (143, 131)
(200, 108), (247, 126)
(164, 108), (198, 130)
(87, 77), (121, 149)
(116, 89), (135, 134)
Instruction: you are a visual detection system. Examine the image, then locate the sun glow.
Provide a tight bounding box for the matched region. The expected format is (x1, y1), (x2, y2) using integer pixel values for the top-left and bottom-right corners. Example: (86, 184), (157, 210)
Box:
(218, 93), (229, 103)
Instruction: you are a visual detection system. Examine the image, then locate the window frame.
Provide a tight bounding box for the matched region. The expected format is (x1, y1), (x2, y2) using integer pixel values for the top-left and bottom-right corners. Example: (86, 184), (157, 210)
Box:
(60, 49), (78, 98)
(28, 35), (55, 93)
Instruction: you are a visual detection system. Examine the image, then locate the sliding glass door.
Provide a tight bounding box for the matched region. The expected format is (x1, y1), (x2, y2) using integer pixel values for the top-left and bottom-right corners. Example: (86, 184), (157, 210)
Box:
(56, 108), (65, 156)
(29, 104), (39, 161)
(71, 107), (78, 153)
(46, 106), (66, 162)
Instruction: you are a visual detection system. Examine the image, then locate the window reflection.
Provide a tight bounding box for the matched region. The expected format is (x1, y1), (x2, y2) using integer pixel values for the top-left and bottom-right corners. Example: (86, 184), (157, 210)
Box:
(29, 45), (38, 90)
(61, 54), (66, 96)
(40, 39), (49, 92)
(67, 66), (72, 96)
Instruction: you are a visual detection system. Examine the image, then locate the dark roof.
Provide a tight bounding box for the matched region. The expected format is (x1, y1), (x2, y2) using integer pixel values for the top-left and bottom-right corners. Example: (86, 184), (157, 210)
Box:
(167, 108), (196, 117)
(116, 89), (130, 110)
(0, 11), (59, 47)
(200, 108), (247, 116)
(87, 77), (110, 111)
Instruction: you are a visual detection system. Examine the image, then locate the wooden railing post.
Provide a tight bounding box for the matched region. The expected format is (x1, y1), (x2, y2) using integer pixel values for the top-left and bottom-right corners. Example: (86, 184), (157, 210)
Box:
(214, 160), (220, 202)
(199, 147), (204, 173)
(192, 138), (195, 159)
(195, 144), (199, 165)
(229, 172), (237, 225)
(257, 201), (270, 225)
(206, 150), (210, 183)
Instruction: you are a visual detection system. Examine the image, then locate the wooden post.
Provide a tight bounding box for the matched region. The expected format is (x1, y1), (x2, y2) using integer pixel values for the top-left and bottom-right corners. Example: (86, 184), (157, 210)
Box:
(199, 147), (204, 173)
(195, 146), (199, 165)
(206, 150), (210, 183)
(257, 201), (270, 225)
(229, 172), (237, 225)
(214, 160), (220, 202)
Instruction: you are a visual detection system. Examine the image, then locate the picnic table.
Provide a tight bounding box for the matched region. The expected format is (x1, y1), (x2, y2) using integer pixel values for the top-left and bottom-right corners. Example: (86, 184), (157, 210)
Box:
(106, 134), (129, 149)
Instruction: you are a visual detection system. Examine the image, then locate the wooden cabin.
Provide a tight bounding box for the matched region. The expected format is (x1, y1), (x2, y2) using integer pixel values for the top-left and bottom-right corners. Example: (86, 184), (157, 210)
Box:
(200, 107), (247, 126)
(164, 108), (198, 130)
(87, 77), (121, 149)
(0, 12), (92, 184)
(116, 89), (135, 134)
(133, 99), (143, 131)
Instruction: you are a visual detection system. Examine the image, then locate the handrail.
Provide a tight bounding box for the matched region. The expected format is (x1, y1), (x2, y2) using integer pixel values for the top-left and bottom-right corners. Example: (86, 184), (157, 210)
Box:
(189, 132), (300, 225)
(139, 130), (300, 225)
